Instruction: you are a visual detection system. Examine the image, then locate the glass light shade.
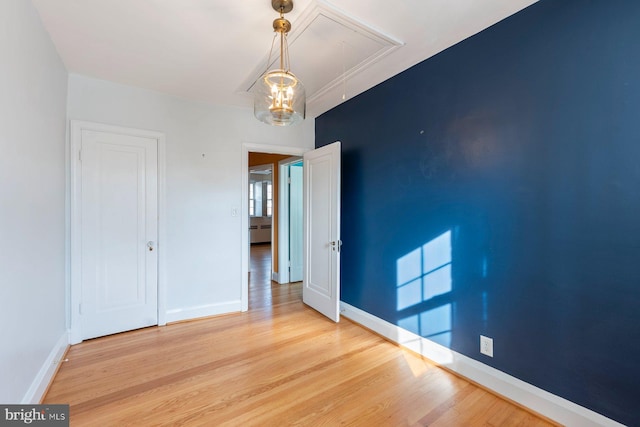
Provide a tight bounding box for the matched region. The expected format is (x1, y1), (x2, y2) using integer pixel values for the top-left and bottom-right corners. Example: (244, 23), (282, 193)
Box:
(254, 69), (305, 126)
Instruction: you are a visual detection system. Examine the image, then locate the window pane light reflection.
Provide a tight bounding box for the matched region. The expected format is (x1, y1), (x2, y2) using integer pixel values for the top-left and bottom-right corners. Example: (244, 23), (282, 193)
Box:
(396, 231), (452, 311)
(396, 230), (453, 347)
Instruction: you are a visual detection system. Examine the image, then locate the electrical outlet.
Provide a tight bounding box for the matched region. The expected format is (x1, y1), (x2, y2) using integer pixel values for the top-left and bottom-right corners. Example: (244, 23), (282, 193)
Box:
(480, 335), (493, 357)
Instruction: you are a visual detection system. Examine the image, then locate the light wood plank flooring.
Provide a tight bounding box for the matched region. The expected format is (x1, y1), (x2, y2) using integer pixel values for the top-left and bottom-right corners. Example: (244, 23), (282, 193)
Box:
(44, 243), (555, 426)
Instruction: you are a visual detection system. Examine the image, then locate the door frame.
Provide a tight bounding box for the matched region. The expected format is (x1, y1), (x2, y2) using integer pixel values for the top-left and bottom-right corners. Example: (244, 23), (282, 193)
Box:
(68, 120), (167, 344)
(277, 157), (303, 284)
(241, 143), (308, 311)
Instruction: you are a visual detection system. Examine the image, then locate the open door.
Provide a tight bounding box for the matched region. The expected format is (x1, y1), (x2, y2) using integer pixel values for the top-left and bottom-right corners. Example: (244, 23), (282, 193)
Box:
(277, 157), (303, 284)
(289, 163), (304, 282)
(303, 141), (341, 322)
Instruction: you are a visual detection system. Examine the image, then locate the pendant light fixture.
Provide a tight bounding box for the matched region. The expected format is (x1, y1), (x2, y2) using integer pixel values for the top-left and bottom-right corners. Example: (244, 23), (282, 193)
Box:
(254, 0), (306, 126)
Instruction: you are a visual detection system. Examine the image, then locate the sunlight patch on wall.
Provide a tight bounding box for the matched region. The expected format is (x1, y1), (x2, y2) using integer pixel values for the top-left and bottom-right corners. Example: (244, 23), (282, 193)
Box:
(397, 230), (453, 347)
(397, 248), (422, 310)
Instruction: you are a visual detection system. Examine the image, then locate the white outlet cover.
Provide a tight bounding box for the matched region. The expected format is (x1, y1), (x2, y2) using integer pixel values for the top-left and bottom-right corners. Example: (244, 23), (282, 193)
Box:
(480, 335), (494, 357)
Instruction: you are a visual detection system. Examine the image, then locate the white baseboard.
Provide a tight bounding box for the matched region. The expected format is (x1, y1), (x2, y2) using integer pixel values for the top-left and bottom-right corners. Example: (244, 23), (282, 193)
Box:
(22, 331), (69, 404)
(165, 300), (242, 323)
(272, 271), (280, 283)
(339, 302), (624, 427)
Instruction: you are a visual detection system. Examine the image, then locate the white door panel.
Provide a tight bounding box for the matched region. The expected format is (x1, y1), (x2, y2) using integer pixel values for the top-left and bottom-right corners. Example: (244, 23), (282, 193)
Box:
(303, 141), (341, 322)
(80, 130), (158, 339)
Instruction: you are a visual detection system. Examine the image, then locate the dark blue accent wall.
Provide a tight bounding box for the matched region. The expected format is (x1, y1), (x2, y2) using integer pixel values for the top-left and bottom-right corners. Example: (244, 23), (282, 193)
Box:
(316, 0), (640, 424)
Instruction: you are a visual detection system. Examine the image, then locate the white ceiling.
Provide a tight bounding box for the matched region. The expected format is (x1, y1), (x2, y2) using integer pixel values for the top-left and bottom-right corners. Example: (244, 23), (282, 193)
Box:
(32, 0), (538, 118)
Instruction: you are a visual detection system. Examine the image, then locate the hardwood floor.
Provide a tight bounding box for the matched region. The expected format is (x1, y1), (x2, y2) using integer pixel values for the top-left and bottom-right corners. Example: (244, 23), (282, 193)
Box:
(44, 243), (555, 426)
(248, 243), (299, 311)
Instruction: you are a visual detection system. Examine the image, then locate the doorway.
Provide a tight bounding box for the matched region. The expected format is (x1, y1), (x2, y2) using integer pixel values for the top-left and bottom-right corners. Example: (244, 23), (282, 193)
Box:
(242, 142), (342, 321)
(241, 144), (307, 312)
(247, 152), (302, 310)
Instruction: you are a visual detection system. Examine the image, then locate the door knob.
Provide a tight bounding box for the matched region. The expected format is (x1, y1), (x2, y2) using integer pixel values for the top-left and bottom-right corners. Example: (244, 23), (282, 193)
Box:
(147, 241), (155, 251)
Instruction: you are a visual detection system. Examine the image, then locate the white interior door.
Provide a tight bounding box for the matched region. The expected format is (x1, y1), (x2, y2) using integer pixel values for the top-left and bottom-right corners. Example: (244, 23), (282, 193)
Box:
(80, 129), (158, 340)
(303, 141), (341, 322)
(289, 162), (303, 282)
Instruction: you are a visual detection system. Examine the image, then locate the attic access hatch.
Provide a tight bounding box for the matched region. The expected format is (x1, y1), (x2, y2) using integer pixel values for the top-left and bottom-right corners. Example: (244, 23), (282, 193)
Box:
(241, 1), (403, 114)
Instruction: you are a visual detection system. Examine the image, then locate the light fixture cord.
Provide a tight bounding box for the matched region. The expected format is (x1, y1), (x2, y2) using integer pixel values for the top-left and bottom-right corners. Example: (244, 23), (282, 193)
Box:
(283, 32), (291, 72)
(280, 8), (292, 72)
(279, 8), (285, 71)
(342, 41), (346, 100)
(265, 33), (278, 74)
(264, 8), (291, 74)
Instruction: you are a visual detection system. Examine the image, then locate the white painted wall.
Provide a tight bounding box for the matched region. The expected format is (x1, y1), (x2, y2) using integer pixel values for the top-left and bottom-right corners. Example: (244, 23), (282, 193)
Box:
(0, 1), (68, 403)
(67, 75), (314, 321)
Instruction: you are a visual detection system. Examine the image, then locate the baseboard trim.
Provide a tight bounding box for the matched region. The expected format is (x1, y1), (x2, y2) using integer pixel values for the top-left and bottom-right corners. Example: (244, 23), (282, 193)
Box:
(22, 331), (70, 404)
(339, 302), (623, 427)
(165, 300), (242, 324)
(272, 271), (280, 283)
